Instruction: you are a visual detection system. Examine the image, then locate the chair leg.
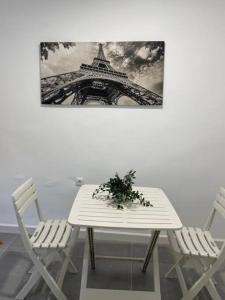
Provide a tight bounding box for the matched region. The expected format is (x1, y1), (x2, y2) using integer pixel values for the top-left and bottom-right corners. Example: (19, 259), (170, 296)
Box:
(165, 255), (184, 278)
(196, 257), (221, 299)
(27, 264), (35, 274)
(172, 255), (222, 300)
(16, 268), (41, 300)
(61, 227), (80, 274)
(181, 270), (220, 300)
(16, 251), (58, 300)
(206, 279), (222, 300)
(176, 263), (189, 295)
(169, 251), (188, 295)
(57, 226), (80, 288)
(30, 253), (68, 300)
(57, 254), (70, 289)
(62, 250), (78, 274)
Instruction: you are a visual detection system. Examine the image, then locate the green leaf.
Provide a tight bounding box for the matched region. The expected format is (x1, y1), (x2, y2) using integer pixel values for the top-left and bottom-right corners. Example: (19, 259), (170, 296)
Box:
(92, 170), (153, 209)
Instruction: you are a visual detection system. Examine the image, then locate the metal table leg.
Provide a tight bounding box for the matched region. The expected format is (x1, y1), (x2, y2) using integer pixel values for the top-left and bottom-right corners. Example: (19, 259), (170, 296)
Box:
(142, 230), (160, 273)
(87, 227), (95, 270)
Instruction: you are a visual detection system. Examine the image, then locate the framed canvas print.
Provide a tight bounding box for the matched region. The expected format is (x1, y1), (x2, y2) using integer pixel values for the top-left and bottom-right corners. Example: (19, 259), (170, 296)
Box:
(40, 42), (164, 106)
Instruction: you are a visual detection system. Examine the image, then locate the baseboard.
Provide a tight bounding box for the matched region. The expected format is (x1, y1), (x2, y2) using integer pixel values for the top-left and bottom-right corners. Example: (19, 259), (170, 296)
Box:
(1, 222), (224, 247)
(0, 223), (36, 234)
(0, 222), (168, 244)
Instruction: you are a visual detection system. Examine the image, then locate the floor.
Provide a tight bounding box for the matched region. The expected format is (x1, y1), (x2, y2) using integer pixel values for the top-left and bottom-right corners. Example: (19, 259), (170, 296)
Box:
(0, 233), (225, 300)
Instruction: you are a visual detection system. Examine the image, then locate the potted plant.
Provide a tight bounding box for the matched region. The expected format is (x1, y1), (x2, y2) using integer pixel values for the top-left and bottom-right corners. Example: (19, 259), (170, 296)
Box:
(92, 170), (153, 209)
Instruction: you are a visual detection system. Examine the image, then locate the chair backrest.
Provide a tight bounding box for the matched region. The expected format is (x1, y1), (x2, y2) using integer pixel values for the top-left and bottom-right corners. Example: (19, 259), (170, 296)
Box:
(200, 188), (225, 265)
(12, 178), (44, 251)
(214, 187), (225, 219)
(204, 187), (225, 232)
(210, 189), (225, 276)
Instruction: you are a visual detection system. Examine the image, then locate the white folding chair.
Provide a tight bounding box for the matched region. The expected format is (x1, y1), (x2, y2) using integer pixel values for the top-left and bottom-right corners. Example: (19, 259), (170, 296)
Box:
(12, 178), (79, 300)
(166, 187), (225, 300)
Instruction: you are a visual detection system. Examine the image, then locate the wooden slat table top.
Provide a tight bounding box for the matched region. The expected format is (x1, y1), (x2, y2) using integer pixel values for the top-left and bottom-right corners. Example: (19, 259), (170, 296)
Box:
(68, 184), (182, 230)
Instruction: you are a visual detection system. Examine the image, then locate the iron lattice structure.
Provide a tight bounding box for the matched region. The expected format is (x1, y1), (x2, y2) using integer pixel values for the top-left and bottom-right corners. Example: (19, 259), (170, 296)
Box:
(41, 44), (163, 106)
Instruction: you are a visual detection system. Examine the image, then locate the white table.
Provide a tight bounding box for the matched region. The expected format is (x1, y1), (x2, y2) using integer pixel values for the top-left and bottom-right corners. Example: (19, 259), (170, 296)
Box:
(68, 184), (182, 300)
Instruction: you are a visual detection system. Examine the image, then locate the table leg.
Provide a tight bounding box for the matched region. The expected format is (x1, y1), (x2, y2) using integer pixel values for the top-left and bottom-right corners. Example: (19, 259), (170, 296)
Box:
(87, 227), (95, 270)
(142, 230), (160, 273)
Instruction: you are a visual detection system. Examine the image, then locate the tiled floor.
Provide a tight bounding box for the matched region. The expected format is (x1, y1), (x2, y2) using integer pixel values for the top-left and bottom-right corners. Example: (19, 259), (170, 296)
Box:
(0, 233), (225, 300)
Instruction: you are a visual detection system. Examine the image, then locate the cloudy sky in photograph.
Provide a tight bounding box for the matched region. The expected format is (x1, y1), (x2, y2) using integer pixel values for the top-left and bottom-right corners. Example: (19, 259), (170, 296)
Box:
(40, 42), (164, 96)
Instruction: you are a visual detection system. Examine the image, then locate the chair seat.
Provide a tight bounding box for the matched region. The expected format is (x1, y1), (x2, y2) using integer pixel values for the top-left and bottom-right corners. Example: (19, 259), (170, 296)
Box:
(170, 227), (220, 258)
(30, 219), (72, 249)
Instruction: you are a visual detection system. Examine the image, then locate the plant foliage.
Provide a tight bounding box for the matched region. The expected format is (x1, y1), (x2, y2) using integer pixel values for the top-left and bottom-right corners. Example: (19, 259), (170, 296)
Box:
(92, 170), (153, 209)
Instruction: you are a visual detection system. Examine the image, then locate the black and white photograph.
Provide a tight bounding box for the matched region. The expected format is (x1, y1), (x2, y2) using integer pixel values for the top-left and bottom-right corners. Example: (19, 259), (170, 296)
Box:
(40, 42), (164, 106)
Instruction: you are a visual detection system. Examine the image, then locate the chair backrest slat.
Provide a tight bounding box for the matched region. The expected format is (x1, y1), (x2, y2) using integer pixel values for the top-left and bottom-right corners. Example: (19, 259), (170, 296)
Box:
(12, 178), (34, 200)
(12, 178), (39, 217)
(19, 191), (39, 215)
(14, 183), (36, 209)
(214, 187), (225, 219)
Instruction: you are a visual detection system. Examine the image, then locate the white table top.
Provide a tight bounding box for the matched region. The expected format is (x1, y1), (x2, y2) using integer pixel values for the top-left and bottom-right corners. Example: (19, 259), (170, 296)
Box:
(68, 184), (182, 230)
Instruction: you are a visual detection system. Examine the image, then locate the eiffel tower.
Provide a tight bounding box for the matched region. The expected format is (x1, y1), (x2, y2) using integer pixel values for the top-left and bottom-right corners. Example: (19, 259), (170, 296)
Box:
(41, 43), (163, 105)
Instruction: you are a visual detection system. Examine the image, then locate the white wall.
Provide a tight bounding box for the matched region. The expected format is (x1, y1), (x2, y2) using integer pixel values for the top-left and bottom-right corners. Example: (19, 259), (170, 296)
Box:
(0, 0), (225, 235)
